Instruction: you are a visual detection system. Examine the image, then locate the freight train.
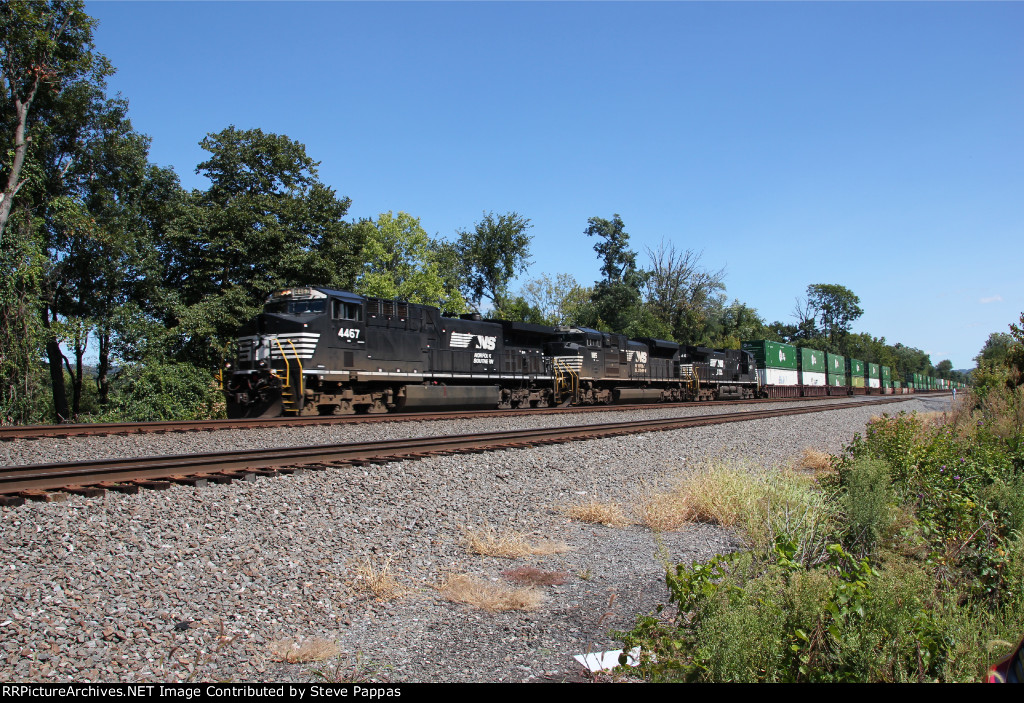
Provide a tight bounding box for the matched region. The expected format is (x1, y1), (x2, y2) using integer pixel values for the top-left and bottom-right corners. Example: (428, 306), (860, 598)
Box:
(223, 286), (956, 418)
(222, 286), (759, 418)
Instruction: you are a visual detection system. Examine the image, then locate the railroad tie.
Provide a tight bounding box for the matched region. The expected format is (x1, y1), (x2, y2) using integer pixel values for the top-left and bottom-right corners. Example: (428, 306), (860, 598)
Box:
(131, 480), (171, 490)
(63, 485), (106, 498)
(249, 468), (281, 477)
(168, 475), (209, 488)
(95, 481), (140, 494)
(18, 490), (68, 503)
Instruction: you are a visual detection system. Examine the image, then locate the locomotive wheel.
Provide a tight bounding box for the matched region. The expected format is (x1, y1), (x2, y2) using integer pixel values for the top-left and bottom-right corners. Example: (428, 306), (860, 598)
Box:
(364, 399), (389, 414)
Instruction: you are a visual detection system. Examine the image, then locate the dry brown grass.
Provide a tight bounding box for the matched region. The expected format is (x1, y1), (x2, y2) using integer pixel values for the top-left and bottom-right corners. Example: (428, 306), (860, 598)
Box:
(915, 411), (950, 428)
(462, 525), (568, 558)
(563, 499), (630, 527)
(797, 447), (833, 473)
(269, 637), (340, 663)
(635, 490), (691, 532)
(501, 566), (568, 586)
(347, 556), (405, 601)
(437, 573), (544, 612)
(663, 465), (767, 528)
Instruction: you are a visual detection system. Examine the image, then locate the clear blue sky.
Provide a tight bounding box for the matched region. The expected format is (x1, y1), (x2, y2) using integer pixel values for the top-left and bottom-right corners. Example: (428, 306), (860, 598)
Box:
(86, 1), (1023, 369)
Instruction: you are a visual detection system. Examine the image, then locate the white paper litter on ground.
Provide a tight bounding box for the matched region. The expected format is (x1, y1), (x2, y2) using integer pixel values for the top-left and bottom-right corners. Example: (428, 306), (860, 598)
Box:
(573, 647), (641, 672)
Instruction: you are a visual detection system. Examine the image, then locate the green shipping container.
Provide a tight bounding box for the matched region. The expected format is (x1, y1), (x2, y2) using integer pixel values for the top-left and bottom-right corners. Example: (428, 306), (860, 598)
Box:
(828, 373), (846, 387)
(741, 340), (798, 370)
(881, 366), (891, 381)
(851, 376), (866, 388)
(800, 347), (826, 373)
(827, 353), (845, 375)
(849, 358), (865, 377)
(868, 363), (880, 379)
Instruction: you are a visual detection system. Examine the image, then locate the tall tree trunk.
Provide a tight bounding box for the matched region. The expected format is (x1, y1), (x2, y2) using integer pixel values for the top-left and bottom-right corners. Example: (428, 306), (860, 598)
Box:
(97, 326), (110, 406)
(42, 307), (70, 423)
(63, 332), (86, 419)
(0, 84), (41, 248)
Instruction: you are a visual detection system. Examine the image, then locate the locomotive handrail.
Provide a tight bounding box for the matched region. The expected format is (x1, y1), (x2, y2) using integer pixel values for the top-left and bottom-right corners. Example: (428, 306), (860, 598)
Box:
(285, 338), (304, 399)
(272, 337), (289, 386)
(554, 357), (579, 404)
(271, 337), (294, 406)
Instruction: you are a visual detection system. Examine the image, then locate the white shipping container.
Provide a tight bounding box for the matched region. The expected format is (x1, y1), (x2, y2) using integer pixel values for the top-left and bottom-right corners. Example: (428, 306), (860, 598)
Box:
(801, 371), (826, 386)
(869, 378), (881, 389)
(758, 368), (799, 386)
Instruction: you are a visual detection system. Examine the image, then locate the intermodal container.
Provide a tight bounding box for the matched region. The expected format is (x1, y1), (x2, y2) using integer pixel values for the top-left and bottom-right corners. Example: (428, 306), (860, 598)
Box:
(827, 353), (845, 375)
(757, 368), (799, 386)
(849, 358), (865, 387)
(867, 363), (880, 389)
(828, 373), (846, 387)
(800, 347), (826, 385)
(741, 340), (798, 370)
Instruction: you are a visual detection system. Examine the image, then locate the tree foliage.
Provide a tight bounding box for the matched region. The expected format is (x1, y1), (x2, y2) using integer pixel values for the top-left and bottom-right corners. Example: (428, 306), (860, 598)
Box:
(645, 240), (726, 344)
(580, 214), (668, 337)
(976, 333), (1015, 368)
(355, 211), (466, 312)
(455, 211), (532, 312)
(806, 283), (863, 348)
(1006, 314), (1024, 386)
(0, 0), (110, 246)
(586, 214), (644, 289)
(518, 272), (591, 326)
(164, 126), (362, 366)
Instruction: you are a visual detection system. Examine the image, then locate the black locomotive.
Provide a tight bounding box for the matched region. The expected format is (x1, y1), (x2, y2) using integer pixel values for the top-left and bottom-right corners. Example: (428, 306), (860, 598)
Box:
(223, 286), (759, 418)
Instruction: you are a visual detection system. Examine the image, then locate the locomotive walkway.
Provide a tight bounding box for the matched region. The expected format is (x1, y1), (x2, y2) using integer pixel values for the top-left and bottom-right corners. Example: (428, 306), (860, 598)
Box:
(0, 396), (914, 504)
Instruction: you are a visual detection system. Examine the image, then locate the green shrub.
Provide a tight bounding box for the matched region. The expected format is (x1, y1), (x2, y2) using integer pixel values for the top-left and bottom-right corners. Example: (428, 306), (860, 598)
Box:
(86, 361), (225, 422)
(842, 458), (892, 555)
(621, 402), (1024, 682)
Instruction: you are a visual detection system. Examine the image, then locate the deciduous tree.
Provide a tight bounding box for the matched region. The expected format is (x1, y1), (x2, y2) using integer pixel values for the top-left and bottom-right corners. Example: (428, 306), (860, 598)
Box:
(165, 126), (362, 366)
(519, 272), (590, 326)
(582, 214), (657, 335)
(806, 283), (863, 349)
(355, 211), (466, 312)
(645, 240), (726, 343)
(456, 211), (532, 312)
(0, 0), (108, 246)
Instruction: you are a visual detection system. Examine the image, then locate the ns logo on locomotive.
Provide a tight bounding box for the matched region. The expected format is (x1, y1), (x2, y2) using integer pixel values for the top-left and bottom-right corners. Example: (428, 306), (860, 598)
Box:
(222, 286), (759, 418)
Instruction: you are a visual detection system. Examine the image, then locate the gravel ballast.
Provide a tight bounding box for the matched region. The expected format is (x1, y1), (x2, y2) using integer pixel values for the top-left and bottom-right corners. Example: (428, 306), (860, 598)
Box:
(0, 395), (952, 682)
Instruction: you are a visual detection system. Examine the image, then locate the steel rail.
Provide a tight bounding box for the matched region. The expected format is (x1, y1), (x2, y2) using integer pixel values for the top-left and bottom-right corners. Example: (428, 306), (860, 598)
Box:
(0, 392), (936, 441)
(0, 397), (913, 500)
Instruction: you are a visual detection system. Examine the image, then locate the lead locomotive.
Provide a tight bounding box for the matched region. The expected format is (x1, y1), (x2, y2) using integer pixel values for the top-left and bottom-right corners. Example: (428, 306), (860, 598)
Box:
(223, 286), (759, 417)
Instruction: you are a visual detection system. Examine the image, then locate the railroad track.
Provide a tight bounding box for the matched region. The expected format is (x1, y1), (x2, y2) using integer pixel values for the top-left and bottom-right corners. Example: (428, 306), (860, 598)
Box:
(0, 392), (935, 441)
(0, 396), (914, 505)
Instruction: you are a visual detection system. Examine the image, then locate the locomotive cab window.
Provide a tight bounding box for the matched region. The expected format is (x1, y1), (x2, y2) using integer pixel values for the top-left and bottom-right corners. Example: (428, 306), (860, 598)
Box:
(332, 299), (363, 321)
(265, 299), (326, 316)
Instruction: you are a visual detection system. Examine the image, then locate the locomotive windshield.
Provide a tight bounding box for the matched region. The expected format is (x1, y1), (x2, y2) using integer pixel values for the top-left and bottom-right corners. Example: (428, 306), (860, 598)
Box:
(265, 299), (326, 316)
